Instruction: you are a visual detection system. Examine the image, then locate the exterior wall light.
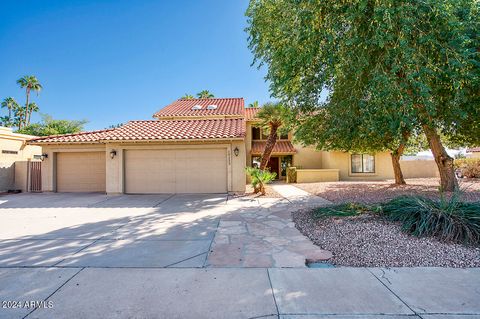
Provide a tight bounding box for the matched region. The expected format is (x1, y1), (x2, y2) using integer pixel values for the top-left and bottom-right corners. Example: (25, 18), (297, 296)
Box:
(40, 153), (48, 161)
(233, 147), (239, 157)
(110, 150), (117, 159)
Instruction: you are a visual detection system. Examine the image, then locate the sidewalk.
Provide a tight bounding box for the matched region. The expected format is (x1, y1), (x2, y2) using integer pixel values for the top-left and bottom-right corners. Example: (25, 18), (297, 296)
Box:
(271, 183), (332, 207)
(2, 267), (479, 319)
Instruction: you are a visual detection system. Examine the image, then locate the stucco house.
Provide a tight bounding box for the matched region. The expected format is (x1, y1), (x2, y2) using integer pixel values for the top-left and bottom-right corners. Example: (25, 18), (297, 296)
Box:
(28, 98), (437, 194)
(467, 147), (480, 158)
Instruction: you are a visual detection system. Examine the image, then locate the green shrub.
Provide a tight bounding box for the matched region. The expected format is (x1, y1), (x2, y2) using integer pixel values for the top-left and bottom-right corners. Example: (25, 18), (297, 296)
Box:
(313, 202), (377, 218)
(245, 167), (276, 195)
(382, 194), (480, 245)
(454, 158), (480, 178)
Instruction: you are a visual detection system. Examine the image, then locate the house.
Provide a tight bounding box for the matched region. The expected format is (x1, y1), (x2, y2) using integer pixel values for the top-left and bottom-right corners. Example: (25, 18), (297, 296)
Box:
(467, 147), (480, 158)
(28, 98), (438, 194)
(0, 126), (42, 192)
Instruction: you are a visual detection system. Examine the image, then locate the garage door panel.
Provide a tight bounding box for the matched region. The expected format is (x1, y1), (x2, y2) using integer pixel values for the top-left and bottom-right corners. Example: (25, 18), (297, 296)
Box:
(57, 152), (106, 192)
(125, 149), (227, 194)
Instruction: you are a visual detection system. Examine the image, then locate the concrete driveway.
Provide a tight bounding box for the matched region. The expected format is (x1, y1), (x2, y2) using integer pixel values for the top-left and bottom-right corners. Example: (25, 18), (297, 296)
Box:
(1, 193), (479, 319)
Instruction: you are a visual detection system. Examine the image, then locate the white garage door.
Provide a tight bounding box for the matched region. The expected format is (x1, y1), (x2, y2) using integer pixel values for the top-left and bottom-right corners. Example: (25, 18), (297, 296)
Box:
(56, 152), (106, 192)
(125, 149), (227, 194)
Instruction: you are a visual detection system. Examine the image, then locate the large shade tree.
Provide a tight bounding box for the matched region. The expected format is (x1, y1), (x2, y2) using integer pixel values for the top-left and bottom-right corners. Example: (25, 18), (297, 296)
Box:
(246, 0), (479, 191)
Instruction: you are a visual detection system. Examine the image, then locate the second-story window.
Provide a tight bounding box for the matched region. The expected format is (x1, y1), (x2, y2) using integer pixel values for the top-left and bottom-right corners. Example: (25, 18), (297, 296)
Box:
(252, 127), (261, 140)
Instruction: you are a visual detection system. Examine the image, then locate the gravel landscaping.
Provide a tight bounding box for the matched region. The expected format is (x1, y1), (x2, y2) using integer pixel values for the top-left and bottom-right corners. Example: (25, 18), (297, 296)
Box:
(293, 209), (480, 267)
(295, 178), (480, 204)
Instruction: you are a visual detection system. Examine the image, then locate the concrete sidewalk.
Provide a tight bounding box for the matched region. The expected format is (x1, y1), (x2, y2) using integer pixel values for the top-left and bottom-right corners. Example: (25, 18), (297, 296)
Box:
(1, 267), (478, 319)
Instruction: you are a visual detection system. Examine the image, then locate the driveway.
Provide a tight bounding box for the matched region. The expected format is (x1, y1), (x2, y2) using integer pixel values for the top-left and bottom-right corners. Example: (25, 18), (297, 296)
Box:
(1, 193), (479, 319)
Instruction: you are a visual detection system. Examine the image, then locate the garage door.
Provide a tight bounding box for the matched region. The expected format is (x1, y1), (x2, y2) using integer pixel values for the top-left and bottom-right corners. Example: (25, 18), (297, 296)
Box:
(125, 149), (227, 193)
(56, 152), (106, 192)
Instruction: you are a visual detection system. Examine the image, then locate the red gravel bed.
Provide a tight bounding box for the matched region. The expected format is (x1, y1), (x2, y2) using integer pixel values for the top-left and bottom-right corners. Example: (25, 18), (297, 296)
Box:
(295, 178), (480, 204)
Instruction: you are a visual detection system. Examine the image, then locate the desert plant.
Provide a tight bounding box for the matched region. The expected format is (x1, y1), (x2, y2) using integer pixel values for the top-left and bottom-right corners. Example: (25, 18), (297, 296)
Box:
(454, 158), (480, 178)
(245, 167), (276, 195)
(382, 194), (480, 245)
(286, 166), (297, 183)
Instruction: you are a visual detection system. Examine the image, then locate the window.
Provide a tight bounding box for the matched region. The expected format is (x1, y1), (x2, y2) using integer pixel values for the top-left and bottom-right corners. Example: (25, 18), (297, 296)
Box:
(252, 156), (261, 168)
(191, 105), (202, 110)
(207, 105), (217, 110)
(279, 132), (288, 140)
(351, 154), (375, 173)
(252, 127), (261, 140)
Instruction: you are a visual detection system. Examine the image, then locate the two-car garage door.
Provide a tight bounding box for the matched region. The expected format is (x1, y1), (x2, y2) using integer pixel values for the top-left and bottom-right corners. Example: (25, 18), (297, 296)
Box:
(124, 149), (228, 194)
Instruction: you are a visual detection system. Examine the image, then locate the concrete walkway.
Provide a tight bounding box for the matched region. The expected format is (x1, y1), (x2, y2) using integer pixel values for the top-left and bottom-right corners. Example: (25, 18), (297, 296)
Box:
(271, 183), (332, 207)
(1, 267), (478, 318)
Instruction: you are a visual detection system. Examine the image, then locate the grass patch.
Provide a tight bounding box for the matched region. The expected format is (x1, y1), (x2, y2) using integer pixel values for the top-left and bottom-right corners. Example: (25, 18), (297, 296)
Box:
(313, 202), (377, 219)
(381, 194), (480, 245)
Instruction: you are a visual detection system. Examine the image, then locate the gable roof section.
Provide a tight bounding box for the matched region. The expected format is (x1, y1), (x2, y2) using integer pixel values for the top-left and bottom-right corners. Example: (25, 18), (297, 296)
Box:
(154, 98), (244, 118)
(28, 119), (245, 144)
(245, 107), (260, 121)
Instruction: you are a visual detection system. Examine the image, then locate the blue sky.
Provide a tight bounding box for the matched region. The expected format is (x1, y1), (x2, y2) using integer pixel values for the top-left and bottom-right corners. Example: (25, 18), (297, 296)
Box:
(0, 0), (270, 130)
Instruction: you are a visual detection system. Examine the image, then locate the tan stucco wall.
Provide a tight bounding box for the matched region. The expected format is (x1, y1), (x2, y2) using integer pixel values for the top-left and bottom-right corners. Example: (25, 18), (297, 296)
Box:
(40, 141), (246, 194)
(469, 152), (480, 158)
(400, 160), (439, 179)
(296, 169), (339, 183)
(293, 144), (322, 169)
(0, 126), (42, 191)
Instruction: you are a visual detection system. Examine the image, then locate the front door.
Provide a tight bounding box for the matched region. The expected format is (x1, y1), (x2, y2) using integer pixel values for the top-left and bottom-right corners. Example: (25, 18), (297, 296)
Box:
(267, 157), (280, 179)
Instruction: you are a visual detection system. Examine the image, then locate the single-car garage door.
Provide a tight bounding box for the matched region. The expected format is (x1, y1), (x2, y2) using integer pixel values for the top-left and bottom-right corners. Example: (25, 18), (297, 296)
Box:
(56, 152), (106, 192)
(125, 149), (227, 193)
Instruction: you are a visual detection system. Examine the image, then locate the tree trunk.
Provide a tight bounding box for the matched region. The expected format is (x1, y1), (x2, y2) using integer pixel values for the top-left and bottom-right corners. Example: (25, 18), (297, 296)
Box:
(259, 125), (278, 170)
(25, 87), (30, 126)
(422, 125), (458, 191)
(390, 151), (406, 185)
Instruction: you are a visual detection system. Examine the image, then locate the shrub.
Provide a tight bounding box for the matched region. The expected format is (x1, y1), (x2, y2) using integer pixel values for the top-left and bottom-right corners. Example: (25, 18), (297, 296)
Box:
(381, 194), (480, 245)
(286, 166), (297, 183)
(245, 167), (276, 195)
(313, 202), (375, 218)
(454, 158), (480, 178)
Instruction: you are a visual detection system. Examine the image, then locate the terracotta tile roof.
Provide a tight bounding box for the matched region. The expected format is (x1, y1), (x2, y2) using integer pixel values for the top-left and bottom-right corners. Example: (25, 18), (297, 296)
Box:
(245, 107), (260, 121)
(28, 119), (245, 144)
(154, 98), (245, 118)
(104, 119), (245, 141)
(28, 129), (115, 144)
(251, 141), (296, 155)
(467, 147), (480, 153)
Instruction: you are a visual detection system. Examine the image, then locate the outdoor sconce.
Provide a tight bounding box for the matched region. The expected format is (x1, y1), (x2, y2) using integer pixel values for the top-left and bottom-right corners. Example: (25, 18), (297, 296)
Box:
(234, 147), (240, 157)
(110, 149), (117, 159)
(40, 153), (48, 161)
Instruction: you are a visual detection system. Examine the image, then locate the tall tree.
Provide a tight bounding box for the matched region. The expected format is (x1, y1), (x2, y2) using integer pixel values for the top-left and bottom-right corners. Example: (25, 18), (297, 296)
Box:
(256, 102), (290, 170)
(13, 104), (26, 130)
(1, 97), (19, 125)
(17, 114), (87, 136)
(27, 102), (39, 123)
(16, 75), (42, 126)
(246, 0), (479, 191)
(196, 90), (214, 99)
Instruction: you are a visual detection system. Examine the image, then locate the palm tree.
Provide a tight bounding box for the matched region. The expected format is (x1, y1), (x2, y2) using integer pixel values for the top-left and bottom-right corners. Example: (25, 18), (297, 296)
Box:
(256, 102), (290, 170)
(248, 101), (259, 108)
(27, 102), (39, 123)
(13, 104), (26, 130)
(181, 94), (194, 99)
(16, 75), (42, 126)
(196, 90), (214, 99)
(1, 97), (19, 123)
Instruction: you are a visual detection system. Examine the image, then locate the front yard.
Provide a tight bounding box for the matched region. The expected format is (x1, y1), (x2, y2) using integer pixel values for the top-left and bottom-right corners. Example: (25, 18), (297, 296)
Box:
(292, 178), (480, 268)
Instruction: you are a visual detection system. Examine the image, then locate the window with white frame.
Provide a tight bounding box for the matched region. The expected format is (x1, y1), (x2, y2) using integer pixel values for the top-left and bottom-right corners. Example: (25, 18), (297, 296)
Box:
(351, 154), (375, 173)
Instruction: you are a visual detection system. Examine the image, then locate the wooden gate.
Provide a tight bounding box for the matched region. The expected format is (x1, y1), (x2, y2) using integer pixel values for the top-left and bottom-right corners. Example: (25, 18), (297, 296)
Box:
(29, 161), (42, 192)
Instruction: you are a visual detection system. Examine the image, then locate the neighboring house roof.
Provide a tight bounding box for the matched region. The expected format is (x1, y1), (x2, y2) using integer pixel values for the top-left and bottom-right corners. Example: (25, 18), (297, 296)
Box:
(154, 98), (244, 118)
(28, 129), (115, 144)
(28, 119), (245, 144)
(245, 107), (260, 121)
(251, 141), (296, 155)
(467, 147), (480, 153)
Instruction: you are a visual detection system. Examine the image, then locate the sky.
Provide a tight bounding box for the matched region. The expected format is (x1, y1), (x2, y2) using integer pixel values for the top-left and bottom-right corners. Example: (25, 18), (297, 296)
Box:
(0, 0), (271, 130)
